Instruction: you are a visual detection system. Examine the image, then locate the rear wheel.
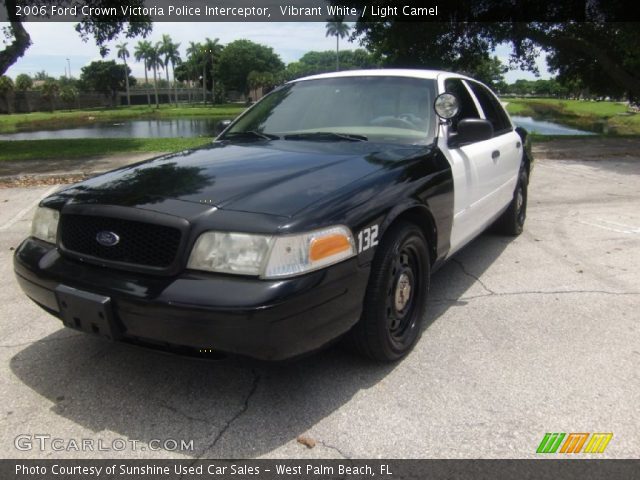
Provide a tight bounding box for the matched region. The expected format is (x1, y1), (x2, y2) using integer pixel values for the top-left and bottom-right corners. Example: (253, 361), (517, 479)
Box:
(496, 167), (528, 236)
(350, 221), (430, 361)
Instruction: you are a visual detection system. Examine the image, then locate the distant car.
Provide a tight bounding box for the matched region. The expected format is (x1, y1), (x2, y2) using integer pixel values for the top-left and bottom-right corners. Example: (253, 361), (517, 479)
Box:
(14, 70), (532, 361)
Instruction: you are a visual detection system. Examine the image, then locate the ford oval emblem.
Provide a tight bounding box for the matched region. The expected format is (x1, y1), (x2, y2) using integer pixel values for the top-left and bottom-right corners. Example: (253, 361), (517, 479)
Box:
(96, 231), (120, 247)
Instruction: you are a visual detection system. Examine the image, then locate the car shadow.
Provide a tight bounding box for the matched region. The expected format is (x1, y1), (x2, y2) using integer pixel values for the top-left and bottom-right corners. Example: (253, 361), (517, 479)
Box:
(10, 232), (510, 458)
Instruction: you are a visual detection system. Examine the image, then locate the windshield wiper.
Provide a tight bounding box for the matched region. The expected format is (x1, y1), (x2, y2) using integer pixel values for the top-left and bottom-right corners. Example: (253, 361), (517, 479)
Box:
(224, 131), (280, 141)
(283, 132), (368, 142)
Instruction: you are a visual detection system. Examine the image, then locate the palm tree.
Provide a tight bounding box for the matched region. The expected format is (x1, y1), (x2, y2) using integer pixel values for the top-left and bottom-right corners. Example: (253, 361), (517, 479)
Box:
(160, 34), (181, 105)
(116, 42), (131, 106)
(201, 37), (222, 104)
(147, 43), (163, 108)
(186, 41), (204, 103)
(325, 18), (351, 71)
(134, 40), (152, 106)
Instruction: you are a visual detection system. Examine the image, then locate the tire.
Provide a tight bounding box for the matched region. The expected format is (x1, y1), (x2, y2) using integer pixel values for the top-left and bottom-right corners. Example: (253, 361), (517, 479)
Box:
(496, 167), (529, 236)
(350, 221), (430, 361)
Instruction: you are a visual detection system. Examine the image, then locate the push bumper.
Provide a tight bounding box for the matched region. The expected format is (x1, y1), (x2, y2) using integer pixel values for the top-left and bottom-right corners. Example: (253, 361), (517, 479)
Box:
(14, 238), (370, 360)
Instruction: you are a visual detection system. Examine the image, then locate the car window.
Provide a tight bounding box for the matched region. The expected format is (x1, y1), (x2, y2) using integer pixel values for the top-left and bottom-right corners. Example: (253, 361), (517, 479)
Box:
(467, 81), (512, 135)
(227, 76), (437, 145)
(444, 78), (480, 132)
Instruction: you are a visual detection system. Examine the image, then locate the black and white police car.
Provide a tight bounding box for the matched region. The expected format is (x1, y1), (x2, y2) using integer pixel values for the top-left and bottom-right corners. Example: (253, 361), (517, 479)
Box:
(14, 70), (532, 361)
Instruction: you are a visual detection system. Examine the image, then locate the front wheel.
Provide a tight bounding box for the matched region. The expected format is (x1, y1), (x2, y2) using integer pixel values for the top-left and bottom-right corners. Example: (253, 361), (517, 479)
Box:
(350, 221), (430, 361)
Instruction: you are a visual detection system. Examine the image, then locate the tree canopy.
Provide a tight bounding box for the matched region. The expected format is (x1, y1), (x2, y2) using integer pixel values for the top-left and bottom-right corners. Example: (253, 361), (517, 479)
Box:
(217, 40), (284, 94)
(341, 1), (640, 100)
(79, 60), (136, 101)
(0, 0), (152, 76)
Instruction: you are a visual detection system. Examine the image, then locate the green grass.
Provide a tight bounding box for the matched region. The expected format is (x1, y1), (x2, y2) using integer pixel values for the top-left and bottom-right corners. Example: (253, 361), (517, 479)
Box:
(0, 138), (212, 162)
(504, 98), (640, 135)
(0, 104), (245, 134)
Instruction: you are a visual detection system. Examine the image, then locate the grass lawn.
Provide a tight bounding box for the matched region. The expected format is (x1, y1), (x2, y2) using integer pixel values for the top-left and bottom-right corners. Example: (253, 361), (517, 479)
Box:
(0, 104), (245, 134)
(504, 98), (640, 135)
(0, 138), (212, 162)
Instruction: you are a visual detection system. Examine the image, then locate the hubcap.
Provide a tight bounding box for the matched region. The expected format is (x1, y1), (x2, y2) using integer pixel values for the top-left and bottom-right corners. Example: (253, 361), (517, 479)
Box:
(394, 273), (412, 312)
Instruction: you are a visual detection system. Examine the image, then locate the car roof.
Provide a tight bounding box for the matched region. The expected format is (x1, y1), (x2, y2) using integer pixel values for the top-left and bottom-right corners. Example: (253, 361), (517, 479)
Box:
(292, 69), (472, 83)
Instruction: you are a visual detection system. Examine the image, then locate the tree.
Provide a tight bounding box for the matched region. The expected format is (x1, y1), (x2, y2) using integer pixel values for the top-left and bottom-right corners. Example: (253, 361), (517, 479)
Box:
(218, 40), (284, 95)
(79, 60), (136, 106)
(134, 40), (153, 106)
(147, 44), (163, 107)
(15, 73), (32, 91)
(284, 49), (379, 80)
(60, 85), (79, 107)
(41, 78), (60, 112)
(0, 75), (15, 113)
(159, 34), (181, 105)
(116, 42), (131, 106)
(325, 17), (351, 71)
(201, 38), (222, 104)
(1, 0), (152, 76)
(468, 56), (507, 89)
(341, 1), (640, 101)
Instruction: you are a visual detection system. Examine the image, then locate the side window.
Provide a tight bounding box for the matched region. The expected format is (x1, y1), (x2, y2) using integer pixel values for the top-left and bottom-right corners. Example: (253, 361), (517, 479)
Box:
(444, 78), (480, 132)
(467, 82), (512, 135)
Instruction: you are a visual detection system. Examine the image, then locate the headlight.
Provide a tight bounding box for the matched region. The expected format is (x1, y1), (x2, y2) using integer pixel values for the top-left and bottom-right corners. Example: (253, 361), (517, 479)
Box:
(31, 207), (59, 244)
(187, 225), (356, 279)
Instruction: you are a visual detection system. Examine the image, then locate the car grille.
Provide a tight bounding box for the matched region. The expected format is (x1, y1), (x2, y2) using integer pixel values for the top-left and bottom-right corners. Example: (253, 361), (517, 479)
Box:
(59, 214), (182, 269)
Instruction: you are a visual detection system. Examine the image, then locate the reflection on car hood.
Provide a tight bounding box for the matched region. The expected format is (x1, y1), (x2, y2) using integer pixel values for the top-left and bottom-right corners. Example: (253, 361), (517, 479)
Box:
(45, 140), (433, 218)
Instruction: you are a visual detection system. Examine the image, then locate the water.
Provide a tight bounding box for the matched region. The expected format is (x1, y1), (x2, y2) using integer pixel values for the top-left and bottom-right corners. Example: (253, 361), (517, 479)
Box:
(510, 116), (595, 136)
(0, 116), (595, 141)
(0, 118), (222, 141)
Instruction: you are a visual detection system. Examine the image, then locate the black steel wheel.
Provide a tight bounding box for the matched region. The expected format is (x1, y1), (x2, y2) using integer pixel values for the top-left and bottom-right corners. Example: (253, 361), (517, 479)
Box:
(350, 221), (430, 361)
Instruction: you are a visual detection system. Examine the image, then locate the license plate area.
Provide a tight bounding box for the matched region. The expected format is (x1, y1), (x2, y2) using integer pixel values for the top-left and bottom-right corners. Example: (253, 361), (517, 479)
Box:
(55, 285), (121, 340)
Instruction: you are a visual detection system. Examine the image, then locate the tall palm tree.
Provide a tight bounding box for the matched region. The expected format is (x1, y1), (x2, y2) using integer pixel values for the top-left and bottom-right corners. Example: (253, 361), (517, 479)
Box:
(134, 40), (152, 106)
(186, 41), (205, 103)
(325, 18), (351, 71)
(116, 42), (131, 106)
(201, 37), (222, 104)
(160, 34), (181, 105)
(148, 43), (163, 108)
(186, 41), (202, 103)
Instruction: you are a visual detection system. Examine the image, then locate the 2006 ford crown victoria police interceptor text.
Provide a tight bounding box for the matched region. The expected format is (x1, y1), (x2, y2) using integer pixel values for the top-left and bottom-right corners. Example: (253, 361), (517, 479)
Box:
(14, 70), (532, 361)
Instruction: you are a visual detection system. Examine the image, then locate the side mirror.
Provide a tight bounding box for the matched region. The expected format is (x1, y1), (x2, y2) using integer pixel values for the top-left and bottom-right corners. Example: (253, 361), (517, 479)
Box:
(449, 119), (493, 147)
(215, 119), (232, 136)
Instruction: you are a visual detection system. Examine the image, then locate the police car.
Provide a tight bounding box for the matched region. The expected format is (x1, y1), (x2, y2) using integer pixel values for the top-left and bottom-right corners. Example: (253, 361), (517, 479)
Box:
(14, 70), (532, 361)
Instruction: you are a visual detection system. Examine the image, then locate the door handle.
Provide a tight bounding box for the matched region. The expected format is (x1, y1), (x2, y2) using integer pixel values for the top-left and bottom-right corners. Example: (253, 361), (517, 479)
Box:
(491, 150), (500, 160)
(516, 141), (522, 148)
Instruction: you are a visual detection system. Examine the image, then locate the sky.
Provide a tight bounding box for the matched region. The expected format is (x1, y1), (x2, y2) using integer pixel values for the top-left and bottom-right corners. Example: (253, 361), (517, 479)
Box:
(2, 22), (551, 82)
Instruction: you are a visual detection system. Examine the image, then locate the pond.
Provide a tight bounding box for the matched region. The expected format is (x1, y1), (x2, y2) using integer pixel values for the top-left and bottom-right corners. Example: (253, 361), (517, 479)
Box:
(0, 115), (594, 141)
(510, 116), (595, 136)
(0, 118), (223, 141)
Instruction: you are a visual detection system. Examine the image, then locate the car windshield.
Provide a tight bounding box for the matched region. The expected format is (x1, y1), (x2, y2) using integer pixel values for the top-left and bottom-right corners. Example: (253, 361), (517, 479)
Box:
(224, 76), (437, 145)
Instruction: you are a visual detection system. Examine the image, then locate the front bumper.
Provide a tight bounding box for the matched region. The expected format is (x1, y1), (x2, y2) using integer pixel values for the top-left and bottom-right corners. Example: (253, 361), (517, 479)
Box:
(14, 238), (370, 360)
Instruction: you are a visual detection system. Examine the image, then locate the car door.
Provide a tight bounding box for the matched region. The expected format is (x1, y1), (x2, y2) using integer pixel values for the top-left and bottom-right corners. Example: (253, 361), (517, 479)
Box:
(437, 77), (504, 255)
(465, 80), (522, 210)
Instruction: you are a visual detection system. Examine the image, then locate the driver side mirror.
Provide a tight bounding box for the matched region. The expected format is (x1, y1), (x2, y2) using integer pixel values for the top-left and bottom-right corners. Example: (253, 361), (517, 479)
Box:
(448, 119), (493, 148)
(215, 119), (232, 136)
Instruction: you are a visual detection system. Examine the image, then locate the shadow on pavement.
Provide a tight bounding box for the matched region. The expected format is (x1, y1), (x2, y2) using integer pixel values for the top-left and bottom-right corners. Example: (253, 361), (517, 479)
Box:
(10, 232), (509, 458)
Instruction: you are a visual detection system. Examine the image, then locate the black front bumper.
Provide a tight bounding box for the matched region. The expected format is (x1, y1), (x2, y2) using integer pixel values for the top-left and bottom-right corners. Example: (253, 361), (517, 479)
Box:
(14, 238), (370, 360)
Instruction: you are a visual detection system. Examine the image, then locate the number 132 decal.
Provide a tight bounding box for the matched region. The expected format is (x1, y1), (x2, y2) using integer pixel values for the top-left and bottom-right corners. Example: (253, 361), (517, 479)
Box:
(357, 225), (379, 253)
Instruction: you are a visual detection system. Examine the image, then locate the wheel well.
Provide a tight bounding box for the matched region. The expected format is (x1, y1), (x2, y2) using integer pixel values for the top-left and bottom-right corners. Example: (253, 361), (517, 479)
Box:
(388, 207), (438, 265)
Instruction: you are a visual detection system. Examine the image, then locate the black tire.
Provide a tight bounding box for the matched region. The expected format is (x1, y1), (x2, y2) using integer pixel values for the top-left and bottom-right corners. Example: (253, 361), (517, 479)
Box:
(496, 168), (529, 236)
(350, 221), (430, 362)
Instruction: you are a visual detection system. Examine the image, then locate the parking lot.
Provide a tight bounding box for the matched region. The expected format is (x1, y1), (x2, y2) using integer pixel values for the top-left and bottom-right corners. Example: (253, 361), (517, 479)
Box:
(1, 139), (638, 459)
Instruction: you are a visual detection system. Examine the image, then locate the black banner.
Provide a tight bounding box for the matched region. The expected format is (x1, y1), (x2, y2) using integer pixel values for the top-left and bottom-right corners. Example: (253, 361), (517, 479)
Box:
(1, 0), (639, 22)
(2, 459), (640, 480)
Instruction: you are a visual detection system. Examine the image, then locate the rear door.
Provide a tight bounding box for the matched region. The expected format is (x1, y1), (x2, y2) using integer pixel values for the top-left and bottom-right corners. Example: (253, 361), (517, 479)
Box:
(465, 80), (522, 211)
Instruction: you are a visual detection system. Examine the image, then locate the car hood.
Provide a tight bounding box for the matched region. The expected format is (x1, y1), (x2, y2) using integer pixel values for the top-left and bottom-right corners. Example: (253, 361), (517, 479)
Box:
(46, 140), (432, 218)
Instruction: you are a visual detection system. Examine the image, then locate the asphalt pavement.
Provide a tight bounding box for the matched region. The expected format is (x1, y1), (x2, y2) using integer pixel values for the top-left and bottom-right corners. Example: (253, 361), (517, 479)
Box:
(0, 142), (638, 459)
